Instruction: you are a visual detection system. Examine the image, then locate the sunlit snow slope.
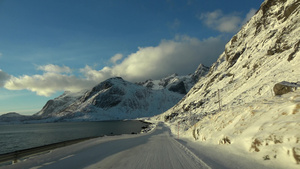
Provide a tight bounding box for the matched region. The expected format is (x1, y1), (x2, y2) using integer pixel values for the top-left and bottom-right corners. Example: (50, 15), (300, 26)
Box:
(157, 0), (300, 167)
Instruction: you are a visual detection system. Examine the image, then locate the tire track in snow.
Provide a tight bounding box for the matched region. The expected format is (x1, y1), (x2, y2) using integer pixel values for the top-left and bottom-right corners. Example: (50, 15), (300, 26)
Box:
(172, 138), (211, 169)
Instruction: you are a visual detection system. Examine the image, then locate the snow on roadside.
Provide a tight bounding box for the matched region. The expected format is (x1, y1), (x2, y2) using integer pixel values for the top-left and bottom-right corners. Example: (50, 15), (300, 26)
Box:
(158, 90), (300, 169)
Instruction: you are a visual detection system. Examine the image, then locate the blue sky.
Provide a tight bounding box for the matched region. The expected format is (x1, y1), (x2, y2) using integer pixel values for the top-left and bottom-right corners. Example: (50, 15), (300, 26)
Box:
(0, 0), (264, 115)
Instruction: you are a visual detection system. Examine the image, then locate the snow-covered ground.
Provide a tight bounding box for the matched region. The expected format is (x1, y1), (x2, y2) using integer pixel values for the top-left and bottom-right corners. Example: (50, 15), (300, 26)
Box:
(1, 122), (273, 169)
(158, 89), (300, 169)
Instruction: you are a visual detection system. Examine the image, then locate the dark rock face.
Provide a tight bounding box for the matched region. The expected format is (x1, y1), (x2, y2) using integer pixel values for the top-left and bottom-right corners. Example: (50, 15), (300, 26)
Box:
(273, 81), (300, 96)
(225, 47), (246, 67)
(168, 81), (187, 94)
(288, 40), (300, 61)
(136, 64), (209, 94)
(164, 112), (179, 122)
(93, 86), (125, 109)
(159, 74), (178, 87)
(82, 77), (124, 102)
(145, 81), (154, 88)
(191, 64), (210, 83)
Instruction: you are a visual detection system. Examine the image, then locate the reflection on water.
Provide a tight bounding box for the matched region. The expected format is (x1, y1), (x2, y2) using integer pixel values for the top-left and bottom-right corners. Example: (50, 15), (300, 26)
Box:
(0, 120), (147, 154)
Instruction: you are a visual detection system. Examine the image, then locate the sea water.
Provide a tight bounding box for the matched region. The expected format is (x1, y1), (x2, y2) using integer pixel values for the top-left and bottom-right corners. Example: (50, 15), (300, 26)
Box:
(0, 120), (147, 155)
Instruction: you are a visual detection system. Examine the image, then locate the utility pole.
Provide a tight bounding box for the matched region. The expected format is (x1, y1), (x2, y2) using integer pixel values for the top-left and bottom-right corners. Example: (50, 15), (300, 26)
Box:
(178, 121), (180, 139)
(218, 89), (222, 112)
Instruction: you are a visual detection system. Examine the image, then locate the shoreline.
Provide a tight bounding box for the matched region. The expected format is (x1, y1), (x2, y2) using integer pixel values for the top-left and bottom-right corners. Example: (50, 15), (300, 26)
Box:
(0, 119), (152, 125)
(0, 120), (153, 166)
(0, 136), (97, 166)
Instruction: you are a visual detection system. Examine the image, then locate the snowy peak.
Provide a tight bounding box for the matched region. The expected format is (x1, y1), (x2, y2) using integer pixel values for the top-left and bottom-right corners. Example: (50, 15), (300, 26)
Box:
(224, 1), (299, 69)
(191, 64), (209, 81)
(80, 77), (126, 103)
(137, 64), (209, 94)
(80, 77), (145, 110)
(202, 0), (300, 107)
(35, 76), (184, 121)
(259, 0), (300, 23)
(36, 90), (86, 117)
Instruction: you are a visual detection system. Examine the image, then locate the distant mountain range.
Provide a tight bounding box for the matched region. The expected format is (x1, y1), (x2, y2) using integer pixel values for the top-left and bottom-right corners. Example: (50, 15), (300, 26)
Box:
(0, 64), (209, 123)
(0, 112), (31, 123)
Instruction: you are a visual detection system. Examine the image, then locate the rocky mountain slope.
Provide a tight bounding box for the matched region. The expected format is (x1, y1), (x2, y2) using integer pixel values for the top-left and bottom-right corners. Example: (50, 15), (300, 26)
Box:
(32, 66), (208, 122)
(156, 0), (300, 167)
(0, 112), (31, 123)
(33, 77), (181, 121)
(137, 64), (209, 94)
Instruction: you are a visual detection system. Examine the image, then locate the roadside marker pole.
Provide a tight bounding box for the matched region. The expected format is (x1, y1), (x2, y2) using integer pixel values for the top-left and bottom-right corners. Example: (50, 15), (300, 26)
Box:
(218, 89), (222, 112)
(178, 121), (180, 139)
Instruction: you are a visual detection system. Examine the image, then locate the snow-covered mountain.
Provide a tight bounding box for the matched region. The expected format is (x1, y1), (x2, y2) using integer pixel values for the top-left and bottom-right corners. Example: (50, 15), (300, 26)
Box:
(0, 112), (31, 123)
(155, 0), (300, 167)
(1, 65), (208, 123)
(35, 77), (181, 121)
(35, 90), (87, 118)
(136, 64), (209, 94)
(32, 65), (208, 122)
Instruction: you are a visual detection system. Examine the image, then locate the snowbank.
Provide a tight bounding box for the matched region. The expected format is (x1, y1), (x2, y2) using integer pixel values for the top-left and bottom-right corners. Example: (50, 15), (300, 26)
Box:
(151, 90), (300, 169)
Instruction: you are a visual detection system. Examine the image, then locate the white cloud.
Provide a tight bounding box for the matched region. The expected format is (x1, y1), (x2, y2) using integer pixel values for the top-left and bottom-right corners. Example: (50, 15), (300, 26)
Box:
(80, 35), (226, 82)
(242, 8), (257, 25)
(199, 9), (257, 33)
(3, 35), (226, 96)
(4, 72), (96, 97)
(37, 64), (72, 74)
(199, 10), (241, 33)
(80, 65), (112, 81)
(110, 53), (123, 64)
(3, 65), (93, 96)
(0, 70), (11, 87)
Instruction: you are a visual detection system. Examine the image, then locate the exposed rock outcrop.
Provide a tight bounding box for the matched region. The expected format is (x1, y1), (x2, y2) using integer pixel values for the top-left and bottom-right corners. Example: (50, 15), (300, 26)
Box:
(273, 81), (300, 95)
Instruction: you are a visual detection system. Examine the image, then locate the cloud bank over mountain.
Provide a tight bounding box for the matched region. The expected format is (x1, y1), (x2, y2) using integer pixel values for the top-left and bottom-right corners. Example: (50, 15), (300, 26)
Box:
(81, 36), (225, 82)
(3, 36), (226, 96)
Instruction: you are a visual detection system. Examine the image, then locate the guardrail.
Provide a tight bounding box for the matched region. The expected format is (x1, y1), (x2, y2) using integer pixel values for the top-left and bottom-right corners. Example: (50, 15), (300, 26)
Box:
(0, 136), (97, 166)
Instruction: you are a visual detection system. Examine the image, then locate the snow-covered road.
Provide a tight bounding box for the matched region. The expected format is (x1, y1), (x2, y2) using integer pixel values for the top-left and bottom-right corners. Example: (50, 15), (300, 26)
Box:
(3, 123), (210, 169)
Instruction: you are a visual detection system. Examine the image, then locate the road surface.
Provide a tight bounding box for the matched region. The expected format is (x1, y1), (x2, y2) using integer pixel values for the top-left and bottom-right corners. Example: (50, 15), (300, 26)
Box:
(2, 123), (210, 169)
